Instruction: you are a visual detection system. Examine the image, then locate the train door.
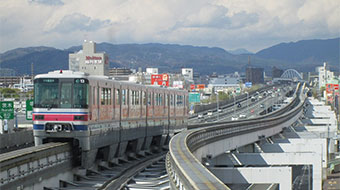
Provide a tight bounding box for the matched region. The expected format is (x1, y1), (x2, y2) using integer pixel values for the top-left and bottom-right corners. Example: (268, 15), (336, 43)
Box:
(141, 90), (146, 118)
(97, 82), (100, 120)
(120, 84), (129, 120)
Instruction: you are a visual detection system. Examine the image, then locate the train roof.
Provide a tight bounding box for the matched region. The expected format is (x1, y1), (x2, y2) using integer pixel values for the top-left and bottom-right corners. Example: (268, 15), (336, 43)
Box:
(34, 70), (187, 93)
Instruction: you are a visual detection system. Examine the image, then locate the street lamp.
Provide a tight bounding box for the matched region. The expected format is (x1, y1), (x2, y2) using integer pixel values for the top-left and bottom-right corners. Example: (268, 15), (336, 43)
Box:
(233, 94), (236, 116)
(245, 92), (249, 110)
(216, 91), (219, 121)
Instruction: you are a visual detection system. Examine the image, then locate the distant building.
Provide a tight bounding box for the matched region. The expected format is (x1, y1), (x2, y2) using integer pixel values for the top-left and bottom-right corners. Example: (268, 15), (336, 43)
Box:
(182, 68), (193, 80)
(272, 67), (284, 78)
(0, 76), (32, 89)
(146, 68), (158, 74)
(109, 68), (133, 76)
(246, 67), (264, 84)
(325, 78), (339, 105)
(107, 68), (133, 81)
(208, 76), (240, 93)
(316, 62), (334, 90)
(0, 68), (16, 77)
(69, 40), (109, 76)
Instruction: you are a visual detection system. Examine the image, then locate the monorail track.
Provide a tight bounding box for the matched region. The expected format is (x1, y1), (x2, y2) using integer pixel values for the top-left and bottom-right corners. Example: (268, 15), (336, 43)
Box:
(38, 150), (168, 190)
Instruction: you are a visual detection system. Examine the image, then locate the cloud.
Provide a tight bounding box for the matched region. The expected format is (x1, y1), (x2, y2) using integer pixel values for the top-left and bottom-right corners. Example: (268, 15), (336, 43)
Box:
(51, 13), (111, 33)
(0, 0), (339, 52)
(28, 0), (64, 6)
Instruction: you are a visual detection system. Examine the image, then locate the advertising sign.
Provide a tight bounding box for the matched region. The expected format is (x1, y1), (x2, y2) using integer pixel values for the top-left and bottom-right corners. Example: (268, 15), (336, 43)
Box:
(189, 93), (200, 103)
(190, 84), (195, 90)
(245, 82), (252, 88)
(0, 101), (14, 120)
(173, 81), (184, 89)
(151, 74), (169, 86)
(196, 84), (205, 89)
(326, 84), (339, 94)
(26, 100), (34, 120)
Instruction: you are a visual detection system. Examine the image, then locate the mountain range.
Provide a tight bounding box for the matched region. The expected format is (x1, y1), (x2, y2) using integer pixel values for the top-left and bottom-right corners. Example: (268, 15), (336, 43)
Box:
(0, 38), (338, 76)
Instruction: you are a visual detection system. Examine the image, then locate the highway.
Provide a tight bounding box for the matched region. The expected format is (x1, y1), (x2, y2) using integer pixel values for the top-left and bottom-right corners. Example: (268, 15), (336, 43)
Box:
(167, 83), (305, 190)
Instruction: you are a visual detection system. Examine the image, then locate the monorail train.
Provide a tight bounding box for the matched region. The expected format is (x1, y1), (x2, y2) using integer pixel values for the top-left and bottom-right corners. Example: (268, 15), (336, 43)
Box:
(33, 70), (188, 166)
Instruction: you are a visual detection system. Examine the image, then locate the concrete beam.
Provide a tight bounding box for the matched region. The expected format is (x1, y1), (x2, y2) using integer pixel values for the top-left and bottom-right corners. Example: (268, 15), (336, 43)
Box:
(193, 109), (302, 162)
(210, 167), (292, 190)
(260, 142), (327, 168)
(213, 152), (322, 190)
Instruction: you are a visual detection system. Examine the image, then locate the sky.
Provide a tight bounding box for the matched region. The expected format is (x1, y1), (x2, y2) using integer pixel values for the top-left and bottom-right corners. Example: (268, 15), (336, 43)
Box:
(0, 0), (339, 53)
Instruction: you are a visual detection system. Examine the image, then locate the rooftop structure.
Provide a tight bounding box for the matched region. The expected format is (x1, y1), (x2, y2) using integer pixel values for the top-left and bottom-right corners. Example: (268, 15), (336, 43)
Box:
(69, 40), (109, 76)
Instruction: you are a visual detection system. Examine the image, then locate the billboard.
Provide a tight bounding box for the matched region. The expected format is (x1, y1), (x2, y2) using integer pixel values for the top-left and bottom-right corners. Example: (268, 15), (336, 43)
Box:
(245, 82), (252, 88)
(173, 81), (184, 89)
(196, 84), (205, 89)
(189, 93), (200, 103)
(190, 84), (206, 91)
(151, 74), (169, 86)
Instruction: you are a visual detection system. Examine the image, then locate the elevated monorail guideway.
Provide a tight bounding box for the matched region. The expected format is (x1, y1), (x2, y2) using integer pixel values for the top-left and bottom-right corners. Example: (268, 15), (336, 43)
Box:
(167, 83), (306, 190)
(0, 142), (71, 190)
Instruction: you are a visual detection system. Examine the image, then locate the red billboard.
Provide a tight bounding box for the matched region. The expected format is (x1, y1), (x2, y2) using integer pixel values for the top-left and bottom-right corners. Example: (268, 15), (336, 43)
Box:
(326, 83), (339, 94)
(196, 84), (205, 89)
(151, 74), (169, 86)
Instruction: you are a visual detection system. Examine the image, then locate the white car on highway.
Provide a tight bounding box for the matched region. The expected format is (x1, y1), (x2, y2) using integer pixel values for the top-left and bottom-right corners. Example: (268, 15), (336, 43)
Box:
(239, 114), (247, 118)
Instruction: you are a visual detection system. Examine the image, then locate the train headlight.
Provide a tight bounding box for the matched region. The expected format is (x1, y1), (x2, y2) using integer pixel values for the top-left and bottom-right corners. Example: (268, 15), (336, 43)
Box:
(54, 125), (62, 132)
(35, 115), (44, 120)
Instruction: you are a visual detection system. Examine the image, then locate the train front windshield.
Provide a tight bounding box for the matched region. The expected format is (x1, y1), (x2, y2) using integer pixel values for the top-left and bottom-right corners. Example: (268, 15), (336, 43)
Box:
(34, 78), (89, 109)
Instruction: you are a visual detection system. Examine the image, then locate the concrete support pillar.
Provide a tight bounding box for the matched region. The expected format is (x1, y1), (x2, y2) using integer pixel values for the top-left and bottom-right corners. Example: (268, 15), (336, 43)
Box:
(159, 134), (167, 147)
(135, 138), (144, 153)
(116, 141), (128, 158)
(34, 136), (43, 146)
(211, 167), (292, 189)
(108, 144), (118, 162)
(81, 149), (98, 169)
(142, 136), (153, 151)
(237, 144), (255, 153)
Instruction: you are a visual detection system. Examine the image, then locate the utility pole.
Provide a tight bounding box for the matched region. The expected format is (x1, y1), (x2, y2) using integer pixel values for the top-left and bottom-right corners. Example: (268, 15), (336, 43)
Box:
(31, 63), (34, 82)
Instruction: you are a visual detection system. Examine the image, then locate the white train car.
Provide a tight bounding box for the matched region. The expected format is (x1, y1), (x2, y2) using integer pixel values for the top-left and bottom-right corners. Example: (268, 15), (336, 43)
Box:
(33, 70), (188, 167)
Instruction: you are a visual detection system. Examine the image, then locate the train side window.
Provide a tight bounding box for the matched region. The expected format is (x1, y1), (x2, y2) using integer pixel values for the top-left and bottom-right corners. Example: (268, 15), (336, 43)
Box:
(186, 95), (189, 107)
(155, 93), (159, 106)
(127, 89), (130, 106)
(165, 94), (168, 107)
(73, 81), (88, 108)
(116, 89), (120, 105)
(176, 95), (182, 106)
(159, 94), (163, 106)
(142, 91), (146, 105)
(101, 88), (105, 105)
(60, 82), (72, 108)
(131, 90), (135, 105)
(148, 92), (152, 105)
(122, 89), (126, 105)
(93, 87), (96, 105)
(170, 94), (173, 106)
(183, 95), (186, 106)
(108, 88), (111, 105)
(105, 88), (109, 105)
(112, 88), (115, 105)
(136, 91), (140, 105)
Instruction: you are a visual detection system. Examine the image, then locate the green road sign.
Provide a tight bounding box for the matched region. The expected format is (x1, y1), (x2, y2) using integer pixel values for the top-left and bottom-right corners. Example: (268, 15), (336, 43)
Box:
(0, 101), (14, 120)
(26, 100), (34, 120)
(189, 93), (200, 103)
